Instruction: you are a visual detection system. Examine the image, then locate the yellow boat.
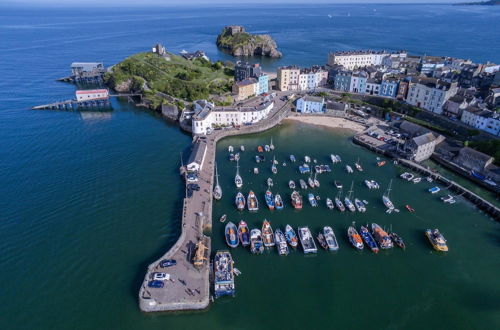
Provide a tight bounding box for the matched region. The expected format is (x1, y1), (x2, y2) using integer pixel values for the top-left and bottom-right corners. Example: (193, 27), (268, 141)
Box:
(426, 229), (448, 252)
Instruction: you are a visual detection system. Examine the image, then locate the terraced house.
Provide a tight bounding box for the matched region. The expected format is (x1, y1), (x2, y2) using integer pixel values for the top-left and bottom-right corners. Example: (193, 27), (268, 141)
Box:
(406, 78), (458, 114)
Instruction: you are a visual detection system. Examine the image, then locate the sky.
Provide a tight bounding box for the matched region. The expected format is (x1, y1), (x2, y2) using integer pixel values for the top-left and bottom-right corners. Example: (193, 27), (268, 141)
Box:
(2, 0), (464, 6)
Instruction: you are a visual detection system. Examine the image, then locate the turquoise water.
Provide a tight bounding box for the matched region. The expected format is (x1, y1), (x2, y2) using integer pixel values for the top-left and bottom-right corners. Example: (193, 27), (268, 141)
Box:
(1, 4), (499, 330)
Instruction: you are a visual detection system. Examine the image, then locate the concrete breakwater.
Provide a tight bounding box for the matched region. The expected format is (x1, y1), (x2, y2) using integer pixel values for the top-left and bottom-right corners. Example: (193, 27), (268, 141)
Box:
(138, 99), (291, 313)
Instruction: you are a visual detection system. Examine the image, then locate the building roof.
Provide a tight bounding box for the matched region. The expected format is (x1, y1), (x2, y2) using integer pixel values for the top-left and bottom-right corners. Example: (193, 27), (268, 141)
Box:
(330, 50), (405, 56)
(187, 140), (207, 166)
(325, 101), (346, 111)
(399, 120), (431, 136)
(411, 132), (436, 147)
(457, 147), (494, 164)
(235, 78), (257, 87)
(71, 62), (103, 68)
(76, 89), (108, 94)
(300, 95), (324, 103)
(193, 100), (274, 121)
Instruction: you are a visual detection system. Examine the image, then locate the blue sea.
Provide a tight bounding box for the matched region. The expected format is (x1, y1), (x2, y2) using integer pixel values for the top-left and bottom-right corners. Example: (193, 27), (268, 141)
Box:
(1, 4), (499, 330)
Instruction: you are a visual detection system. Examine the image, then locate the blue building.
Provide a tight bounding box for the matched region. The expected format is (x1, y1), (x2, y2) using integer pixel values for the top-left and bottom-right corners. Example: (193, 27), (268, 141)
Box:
(257, 74), (269, 95)
(349, 71), (367, 93)
(296, 96), (325, 113)
(380, 78), (400, 98)
(334, 71), (352, 92)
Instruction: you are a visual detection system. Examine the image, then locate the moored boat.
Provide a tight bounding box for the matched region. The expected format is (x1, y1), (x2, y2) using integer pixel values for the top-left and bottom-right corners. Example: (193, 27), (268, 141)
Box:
(308, 193), (318, 207)
(365, 180), (374, 189)
(313, 173), (320, 188)
(238, 221), (250, 246)
(247, 191), (259, 212)
(257, 146), (263, 153)
(335, 197), (345, 212)
(234, 160), (243, 188)
(298, 226), (317, 254)
(264, 190), (275, 210)
(219, 214), (227, 223)
(429, 186), (441, 194)
(370, 180), (380, 189)
(262, 220), (275, 247)
(271, 156), (277, 174)
(214, 250), (235, 298)
(290, 155), (296, 162)
(274, 229), (289, 256)
(250, 229), (264, 254)
(371, 223), (393, 249)
(269, 138), (275, 151)
(228, 146), (234, 153)
(330, 154), (338, 163)
(346, 165), (353, 173)
(348, 226), (364, 250)
(213, 163), (222, 201)
(264, 144), (270, 152)
(377, 161), (386, 167)
(253, 167), (259, 174)
(240, 145), (245, 152)
(382, 179), (395, 211)
(299, 179), (308, 189)
(304, 156), (311, 163)
(235, 192), (245, 211)
(285, 225), (299, 249)
(291, 190), (303, 209)
(308, 176), (315, 188)
(323, 226), (339, 251)
(355, 158), (363, 171)
(405, 204), (415, 212)
(316, 233), (329, 250)
(359, 226), (379, 253)
(390, 232), (405, 249)
(225, 221), (239, 248)
(354, 198), (366, 212)
(335, 155), (342, 162)
(274, 193), (284, 210)
(326, 198), (334, 210)
(334, 180), (343, 189)
(267, 177), (273, 187)
(425, 229), (448, 252)
(289, 180), (296, 189)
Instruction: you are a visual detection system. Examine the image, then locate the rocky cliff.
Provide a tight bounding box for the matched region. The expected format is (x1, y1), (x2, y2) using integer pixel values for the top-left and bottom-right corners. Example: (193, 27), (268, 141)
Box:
(216, 25), (282, 58)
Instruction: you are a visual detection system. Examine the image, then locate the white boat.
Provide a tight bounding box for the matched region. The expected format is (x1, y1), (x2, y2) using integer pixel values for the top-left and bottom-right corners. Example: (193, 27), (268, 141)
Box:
(346, 165), (353, 173)
(441, 194), (456, 204)
(299, 179), (308, 189)
(370, 180), (380, 189)
(274, 229), (289, 256)
(308, 175), (315, 188)
(213, 163), (222, 200)
(365, 180), (373, 189)
(267, 177), (273, 187)
(254, 167), (259, 174)
(298, 226), (318, 254)
(426, 177), (433, 182)
(382, 179), (395, 210)
(412, 177), (421, 184)
(344, 182), (356, 212)
(240, 145), (245, 152)
(234, 160), (243, 188)
(269, 138), (275, 151)
(271, 156), (277, 174)
(336, 155), (342, 162)
(228, 145), (234, 153)
(354, 198), (366, 212)
(326, 198), (334, 210)
(304, 156), (311, 163)
(313, 173), (320, 187)
(330, 154), (338, 163)
(323, 226), (339, 251)
(429, 186), (440, 194)
(289, 180), (296, 189)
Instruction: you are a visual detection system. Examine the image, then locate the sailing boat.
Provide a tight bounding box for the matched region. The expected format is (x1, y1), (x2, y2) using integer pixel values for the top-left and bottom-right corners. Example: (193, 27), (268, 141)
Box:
(308, 172), (315, 188)
(271, 156), (277, 174)
(344, 181), (356, 212)
(355, 157), (363, 172)
(234, 159), (243, 188)
(382, 179), (395, 211)
(213, 163), (222, 200)
(335, 189), (345, 212)
(270, 137), (275, 151)
(314, 173), (320, 188)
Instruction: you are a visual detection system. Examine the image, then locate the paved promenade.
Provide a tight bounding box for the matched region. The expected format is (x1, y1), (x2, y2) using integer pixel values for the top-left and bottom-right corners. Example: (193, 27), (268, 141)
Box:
(138, 95), (292, 312)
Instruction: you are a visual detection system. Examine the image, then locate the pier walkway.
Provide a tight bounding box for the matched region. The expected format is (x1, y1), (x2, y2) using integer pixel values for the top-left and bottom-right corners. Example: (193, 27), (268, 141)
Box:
(138, 97), (292, 312)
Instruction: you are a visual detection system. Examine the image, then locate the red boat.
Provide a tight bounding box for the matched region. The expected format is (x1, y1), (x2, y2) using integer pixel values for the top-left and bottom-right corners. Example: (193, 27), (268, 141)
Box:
(291, 191), (302, 209)
(405, 205), (415, 212)
(257, 146), (264, 153)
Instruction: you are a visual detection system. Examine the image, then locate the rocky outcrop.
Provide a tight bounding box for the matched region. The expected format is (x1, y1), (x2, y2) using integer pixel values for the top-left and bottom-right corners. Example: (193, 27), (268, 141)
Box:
(216, 25), (282, 58)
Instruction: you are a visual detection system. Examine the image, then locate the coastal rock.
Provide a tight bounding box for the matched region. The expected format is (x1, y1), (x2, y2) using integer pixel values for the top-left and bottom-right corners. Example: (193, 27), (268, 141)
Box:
(114, 79), (132, 93)
(216, 25), (282, 58)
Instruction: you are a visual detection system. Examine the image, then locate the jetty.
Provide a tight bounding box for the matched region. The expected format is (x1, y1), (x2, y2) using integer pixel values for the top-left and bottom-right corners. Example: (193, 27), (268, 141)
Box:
(138, 96), (292, 312)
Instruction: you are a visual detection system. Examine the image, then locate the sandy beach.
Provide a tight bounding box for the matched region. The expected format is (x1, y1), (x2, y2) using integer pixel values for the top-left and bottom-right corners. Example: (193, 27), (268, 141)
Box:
(285, 116), (366, 133)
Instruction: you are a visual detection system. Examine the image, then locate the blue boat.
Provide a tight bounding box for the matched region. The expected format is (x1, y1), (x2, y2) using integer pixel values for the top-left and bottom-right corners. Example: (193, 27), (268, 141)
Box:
(471, 170), (486, 181)
(274, 193), (284, 210)
(359, 226), (379, 253)
(265, 190), (275, 210)
(308, 193), (318, 207)
(214, 250), (235, 298)
(290, 155), (296, 162)
(299, 164), (310, 174)
(225, 221), (239, 248)
(238, 221), (250, 247)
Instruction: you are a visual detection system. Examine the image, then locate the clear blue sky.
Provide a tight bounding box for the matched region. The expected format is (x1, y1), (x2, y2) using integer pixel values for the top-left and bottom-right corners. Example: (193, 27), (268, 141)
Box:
(4, 0), (463, 6)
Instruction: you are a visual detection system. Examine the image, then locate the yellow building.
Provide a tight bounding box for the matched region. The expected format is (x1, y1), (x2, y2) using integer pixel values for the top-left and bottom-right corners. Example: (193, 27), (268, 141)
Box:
(233, 78), (257, 101)
(277, 65), (300, 91)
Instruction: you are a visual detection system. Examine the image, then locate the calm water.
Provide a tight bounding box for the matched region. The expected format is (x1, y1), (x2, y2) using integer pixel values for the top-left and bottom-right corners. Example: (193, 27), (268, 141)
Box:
(1, 4), (499, 330)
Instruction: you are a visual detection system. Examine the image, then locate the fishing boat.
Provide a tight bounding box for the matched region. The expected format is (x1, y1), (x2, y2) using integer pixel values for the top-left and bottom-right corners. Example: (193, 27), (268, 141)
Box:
(348, 225), (364, 250)
(289, 180), (296, 189)
(271, 156), (277, 174)
(269, 138), (275, 151)
(390, 232), (405, 249)
(262, 220), (275, 247)
(299, 179), (308, 189)
(213, 250), (235, 298)
(225, 222), (239, 248)
(355, 158), (363, 171)
(377, 161), (386, 167)
(253, 167), (259, 174)
(228, 146), (234, 153)
(335, 196), (345, 212)
(405, 205), (415, 212)
(326, 198), (334, 210)
(240, 145), (245, 152)
(265, 190), (275, 210)
(323, 226), (339, 251)
(250, 229), (264, 254)
(308, 174), (315, 188)
(235, 192), (245, 211)
(425, 229), (448, 252)
(346, 165), (353, 173)
(370, 180), (380, 189)
(382, 179), (395, 211)
(238, 221), (250, 246)
(316, 233), (328, 250)
(304, 156), (311, 163)
(365, 180), (373, 189)
(441, 195), (456, 204)
(257, 146), (263, 153)
(285, 225), (299, 249)
(308, 193), (318, 207)
(247, 191), (259, 212)
(334, 181), (343, 189)
(213, 163), (222, 200)
(359, 226), (379, 253)
(298, 226), (318, 254)
(315, 195), (321, 201)
(371, 223), (393, 249)
(219, 214), (227, 223)
(291, 191), (303, 209)
(274, 194), (284, 210)
(313, 173), (320, 188)
(344, 182), (356, 212)
(354, 198), (366, 212)
(429, 186), (440, 194)
(234, 160), (243, 188)
(290, 155), (296, 162)
(264, 144), (270, 152)
(267, 177), (273, 187)
(274, 229), (289, 256)
(315, 165), (322, 174)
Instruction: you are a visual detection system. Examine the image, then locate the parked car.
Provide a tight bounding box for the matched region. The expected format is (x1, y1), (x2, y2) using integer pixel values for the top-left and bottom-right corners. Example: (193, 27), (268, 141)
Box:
(153, 272), (170, 281)
(148, 280), (164, 288)
(160, 259), (177, 268)
(186, 173), (198, 183)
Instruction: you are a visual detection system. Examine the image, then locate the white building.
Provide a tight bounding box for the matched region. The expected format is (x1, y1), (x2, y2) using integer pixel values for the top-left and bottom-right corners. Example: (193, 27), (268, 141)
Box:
(406, 78), (458, 114)
(192, 99), (274, 135)
(296, 96), (325, 113)
(328, 50), (406, 70)
(278, 66), (327, 91)
(365, 79), (381, 96)
(75, 89), (109, 101)
(186, 140), (207, 172)
(407, 133), (437, 162)
(461, 106), (500, 136)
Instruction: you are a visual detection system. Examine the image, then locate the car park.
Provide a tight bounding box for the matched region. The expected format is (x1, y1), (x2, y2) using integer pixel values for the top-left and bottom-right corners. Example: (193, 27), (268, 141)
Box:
(148, 280), (164, 288)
